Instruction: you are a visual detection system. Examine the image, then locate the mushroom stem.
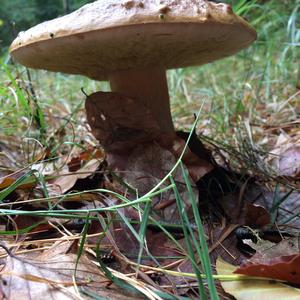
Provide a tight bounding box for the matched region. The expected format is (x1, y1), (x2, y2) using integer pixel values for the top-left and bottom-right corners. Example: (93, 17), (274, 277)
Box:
(109, 67), (174, 133)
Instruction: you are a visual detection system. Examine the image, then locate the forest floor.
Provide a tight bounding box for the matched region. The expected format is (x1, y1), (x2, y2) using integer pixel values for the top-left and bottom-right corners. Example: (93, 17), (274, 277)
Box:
(0, 1), (299, 299)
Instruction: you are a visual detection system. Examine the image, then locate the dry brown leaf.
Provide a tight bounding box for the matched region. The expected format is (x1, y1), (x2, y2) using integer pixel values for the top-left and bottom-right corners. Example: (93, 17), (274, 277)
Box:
(51, 158), (100, 193)
(0, 243), (141, 300)
(86, 91), (215, 224)
(67, 148), (104, 172)
(85, 91), (161, 153)
(244, 203), (270, 228)
(109, 142), (198, 223)
(244, 237), (299, 258)
(235, 252), (300, 285)
(0, 173), (36, 190)
(216, 257), (300, 300)
(278, 146), (300, 178)
(219, 194), (270, 228)
(170, 135), (214, 182)
(268, 132), (300, 178)
(234, 238), (300, 284)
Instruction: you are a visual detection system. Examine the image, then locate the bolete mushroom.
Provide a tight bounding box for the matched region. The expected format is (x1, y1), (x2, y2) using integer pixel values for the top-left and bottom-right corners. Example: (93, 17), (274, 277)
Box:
(9, 0), (256, 216)
(10, 0), (256, 132)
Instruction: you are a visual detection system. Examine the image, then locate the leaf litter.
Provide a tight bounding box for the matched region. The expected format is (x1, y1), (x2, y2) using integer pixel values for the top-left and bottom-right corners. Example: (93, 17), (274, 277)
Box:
(0, 67), (299, 299)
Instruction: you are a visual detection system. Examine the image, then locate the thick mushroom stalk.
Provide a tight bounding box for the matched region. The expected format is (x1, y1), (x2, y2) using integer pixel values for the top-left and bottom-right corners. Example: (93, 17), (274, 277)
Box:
(85, 70), (177, 155)
(109, 67), (174, 133)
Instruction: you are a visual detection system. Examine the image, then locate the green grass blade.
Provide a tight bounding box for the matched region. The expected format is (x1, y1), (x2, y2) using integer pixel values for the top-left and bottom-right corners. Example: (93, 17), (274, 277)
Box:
(0, 170), (38, 201)
(170, 175), (207, 300)
(75, 213), (90, 273)
(136, 201), (151, 267)
(180, 162), (219, 300)
(95, 238), (144, 297)
(0, 60), (31, 113)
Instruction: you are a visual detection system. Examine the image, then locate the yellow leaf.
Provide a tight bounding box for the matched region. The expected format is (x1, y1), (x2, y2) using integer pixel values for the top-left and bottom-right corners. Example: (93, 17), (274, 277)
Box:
(216, 258), (300, 300)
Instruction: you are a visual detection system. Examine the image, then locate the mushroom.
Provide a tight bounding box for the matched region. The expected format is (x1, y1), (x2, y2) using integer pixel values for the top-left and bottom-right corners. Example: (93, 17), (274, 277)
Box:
(10, 0), (256, 134)
(9, 0), (256, 211)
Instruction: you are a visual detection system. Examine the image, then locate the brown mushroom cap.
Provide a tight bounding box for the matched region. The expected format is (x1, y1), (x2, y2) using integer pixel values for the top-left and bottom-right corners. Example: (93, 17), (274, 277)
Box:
(10, 0), (256, 81)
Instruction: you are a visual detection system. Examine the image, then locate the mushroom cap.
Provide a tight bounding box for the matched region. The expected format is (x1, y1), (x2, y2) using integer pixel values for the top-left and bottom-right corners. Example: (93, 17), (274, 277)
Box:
(10, 0), (257, 80)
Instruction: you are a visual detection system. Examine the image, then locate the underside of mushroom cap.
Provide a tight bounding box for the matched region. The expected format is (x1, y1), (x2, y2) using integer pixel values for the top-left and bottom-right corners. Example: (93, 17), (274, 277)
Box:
(10, 0), (257, 80)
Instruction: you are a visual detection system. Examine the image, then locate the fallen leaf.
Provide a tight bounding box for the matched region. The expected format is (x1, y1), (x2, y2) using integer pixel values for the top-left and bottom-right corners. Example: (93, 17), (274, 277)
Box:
(68, 148), (104, 172)
(245, 203), (270, 228)
(108, 142), (198, 223)
(0, 242), (142, 300)
(234, 252), (300, 285)
(220, 194), (270, 228)
(278, 147), (300, 178)
(86, 91), (214, 182)
(0, 173), (36, 190)
(244, 237), (299, 258)
(216, 257), (300, 300)
(268, 132), (300, 178)
(85, 91), (161, 153)
(51, 159), (101, 193)
(86, 91), (216, 225)
(170, 134), (214, 182)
